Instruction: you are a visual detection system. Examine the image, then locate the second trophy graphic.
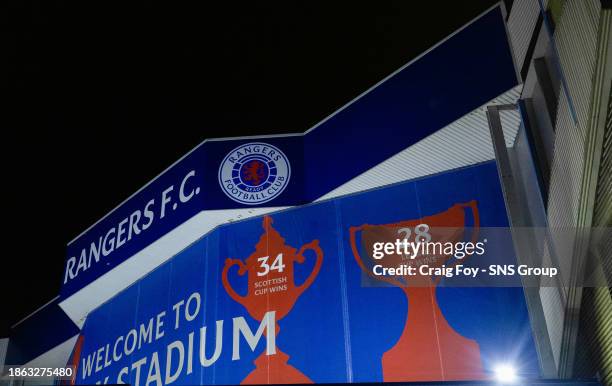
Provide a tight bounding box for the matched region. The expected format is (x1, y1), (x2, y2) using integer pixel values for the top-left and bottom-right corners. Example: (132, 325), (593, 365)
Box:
(349, 201), (485, 382)
(222, 216), (323, 384)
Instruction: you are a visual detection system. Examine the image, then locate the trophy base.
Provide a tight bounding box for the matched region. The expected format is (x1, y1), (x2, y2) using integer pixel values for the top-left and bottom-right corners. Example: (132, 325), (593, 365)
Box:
(382, 287), (485, 382)
(382, 333), (484, 382)
(241, 349), (313, 384)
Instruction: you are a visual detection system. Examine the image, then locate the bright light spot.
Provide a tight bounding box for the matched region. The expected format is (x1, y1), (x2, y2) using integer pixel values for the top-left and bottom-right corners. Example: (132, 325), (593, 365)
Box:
(494, 363), (518, 383)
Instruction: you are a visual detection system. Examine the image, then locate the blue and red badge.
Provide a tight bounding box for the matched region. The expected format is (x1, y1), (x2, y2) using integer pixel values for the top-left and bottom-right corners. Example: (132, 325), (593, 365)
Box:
(218, 142), (291, 205)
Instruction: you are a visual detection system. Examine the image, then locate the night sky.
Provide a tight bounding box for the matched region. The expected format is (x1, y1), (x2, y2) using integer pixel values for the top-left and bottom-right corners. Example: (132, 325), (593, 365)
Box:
(4, 1), (506, 337)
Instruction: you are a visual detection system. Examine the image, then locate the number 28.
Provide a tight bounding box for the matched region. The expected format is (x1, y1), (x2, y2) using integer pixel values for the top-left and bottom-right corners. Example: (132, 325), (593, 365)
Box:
(397, 223), (431, 242)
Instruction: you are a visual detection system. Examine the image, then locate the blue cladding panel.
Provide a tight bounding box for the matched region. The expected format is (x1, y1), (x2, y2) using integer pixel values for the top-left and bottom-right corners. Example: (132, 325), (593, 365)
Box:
(6, 298), (79, 365)
(303, 6), (517, 199)
(73, 162), (542, 385)
(59, 6), (518, 300)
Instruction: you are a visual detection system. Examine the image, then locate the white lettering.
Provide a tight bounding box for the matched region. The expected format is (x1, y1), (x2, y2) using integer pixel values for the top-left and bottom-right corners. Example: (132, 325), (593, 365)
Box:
(232, 311), (276, 361)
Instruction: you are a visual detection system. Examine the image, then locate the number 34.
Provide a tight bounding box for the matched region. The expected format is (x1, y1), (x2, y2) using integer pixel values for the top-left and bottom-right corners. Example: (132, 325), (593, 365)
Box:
(257, 253), (286, 276)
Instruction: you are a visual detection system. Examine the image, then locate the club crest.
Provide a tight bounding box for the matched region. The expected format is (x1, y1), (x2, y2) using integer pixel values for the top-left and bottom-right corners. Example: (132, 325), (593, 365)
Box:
(218, 142), (291, 205)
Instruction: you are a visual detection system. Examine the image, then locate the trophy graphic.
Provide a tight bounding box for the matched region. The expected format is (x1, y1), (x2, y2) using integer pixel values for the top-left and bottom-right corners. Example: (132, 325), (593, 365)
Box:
(64, 334), (84, 385)
(222, 216), (323, 384)
(349, 201), (484, 382)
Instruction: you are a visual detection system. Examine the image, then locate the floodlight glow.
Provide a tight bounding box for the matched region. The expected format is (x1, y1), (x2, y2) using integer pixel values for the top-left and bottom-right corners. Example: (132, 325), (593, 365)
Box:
(494, 363), (518, 383)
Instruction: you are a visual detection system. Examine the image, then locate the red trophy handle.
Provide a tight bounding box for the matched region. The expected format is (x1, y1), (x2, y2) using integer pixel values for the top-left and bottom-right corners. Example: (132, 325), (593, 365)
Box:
(222, 258), (248, 307)
(67, 334), (84, 386)
(295, 240), (323, 296)
(455, 200), (480, 255)
(462, 200), (480, 240)
(349, 225), (405, 288)
(433, 200), (481, 285)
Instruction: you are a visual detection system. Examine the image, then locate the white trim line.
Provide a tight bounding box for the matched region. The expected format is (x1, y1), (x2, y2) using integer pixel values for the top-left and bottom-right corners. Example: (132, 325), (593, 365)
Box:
(303, 1), (507, 134)
(60, 206), (289, 327)
(20, 335), (79, 369)
(67, 133), (301, 245)
(67, 2), (509, 246)
(11, 295), (60, 328)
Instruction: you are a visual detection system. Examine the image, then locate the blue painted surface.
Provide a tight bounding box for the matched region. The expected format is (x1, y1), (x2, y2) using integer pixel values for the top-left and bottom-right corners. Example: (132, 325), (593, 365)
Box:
(303, 6), (517, 200)
(5, 298), (79, 365)
(60, 5), (518, 300)
(72, 162), (542, 385)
